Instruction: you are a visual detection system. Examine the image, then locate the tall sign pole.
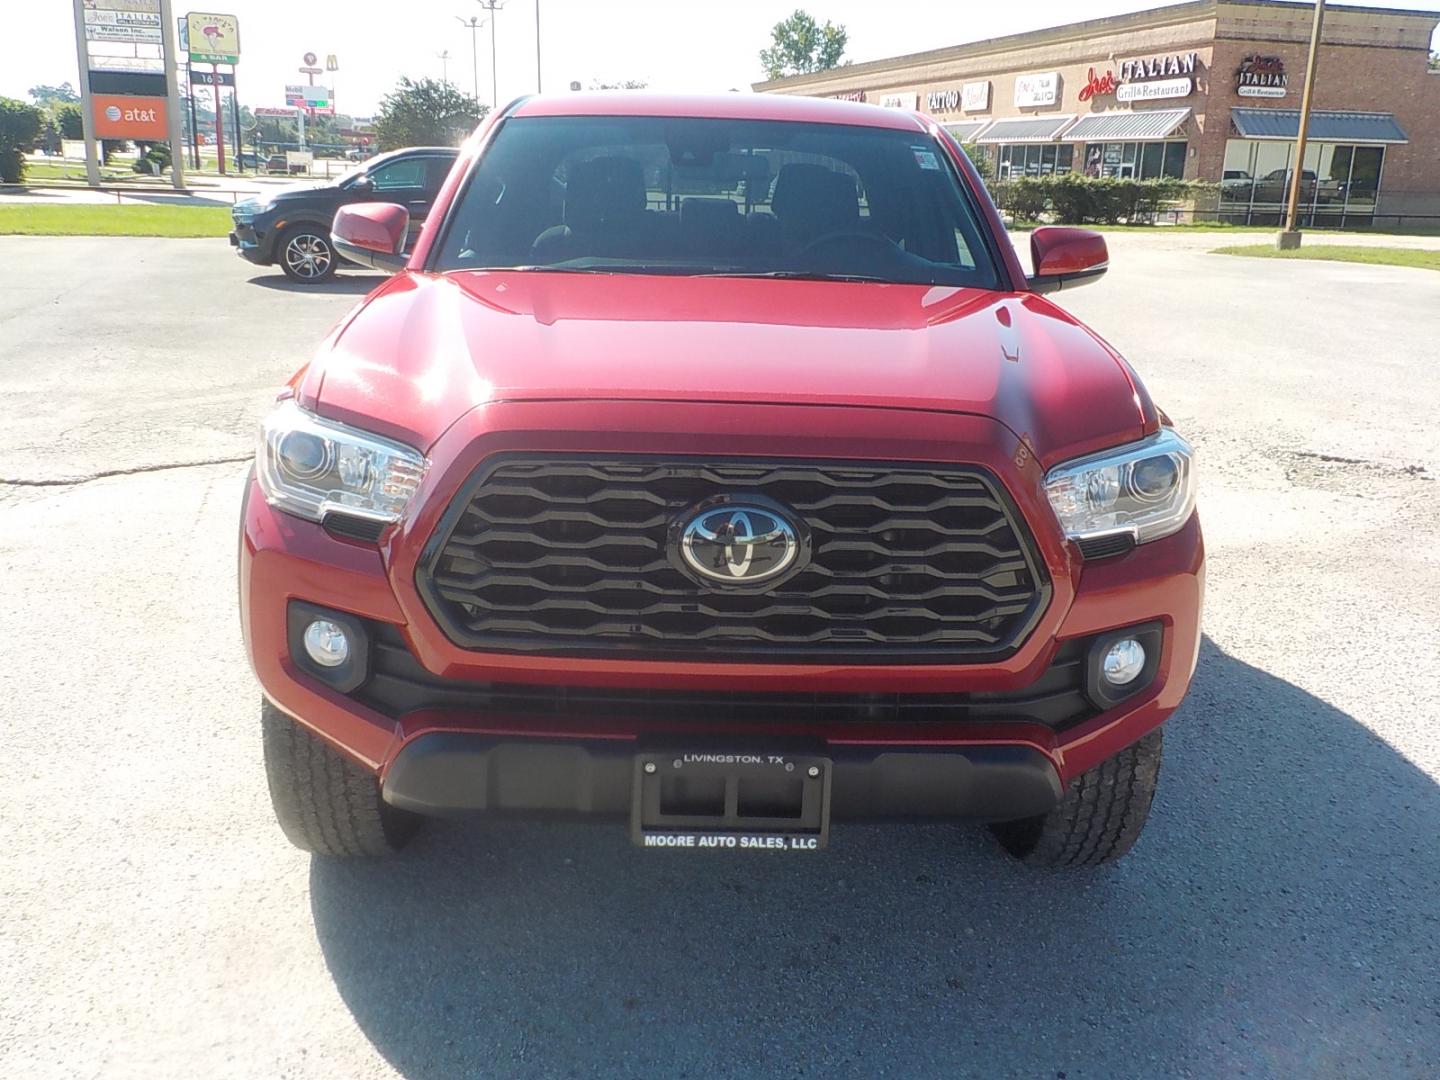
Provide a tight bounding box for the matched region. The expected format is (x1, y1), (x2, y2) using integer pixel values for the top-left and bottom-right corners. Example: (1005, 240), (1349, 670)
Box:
(231, 72), (242, 170)
(212, 63), (226, 174)
(70, 0), (102, 185)
(179, 15), (197, 168)
(1279, 0), (1326, 248)
(159, 0), (186, 189)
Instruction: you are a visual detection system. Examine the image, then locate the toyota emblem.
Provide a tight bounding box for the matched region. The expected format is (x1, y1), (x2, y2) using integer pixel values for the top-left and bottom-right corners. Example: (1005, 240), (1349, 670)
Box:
(676, 500), (803, 585)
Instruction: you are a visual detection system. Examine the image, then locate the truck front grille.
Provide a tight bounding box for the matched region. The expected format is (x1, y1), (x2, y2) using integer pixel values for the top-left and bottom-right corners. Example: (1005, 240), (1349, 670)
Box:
(417, 455), (1049, 663)
(358, 624), (1090, 728)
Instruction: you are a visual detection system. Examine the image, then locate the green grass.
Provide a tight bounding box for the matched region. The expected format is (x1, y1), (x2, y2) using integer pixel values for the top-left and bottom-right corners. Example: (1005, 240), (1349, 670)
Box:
(1210, 244), (1440, 272)
(0, 204), (232, 238)
(1006, 220), (1440, 237)
(20, 161), (133, 181)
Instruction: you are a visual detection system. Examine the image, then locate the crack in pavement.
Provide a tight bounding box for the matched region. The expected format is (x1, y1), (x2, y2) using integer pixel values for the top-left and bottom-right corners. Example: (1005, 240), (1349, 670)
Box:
(0, 455), (251, 489)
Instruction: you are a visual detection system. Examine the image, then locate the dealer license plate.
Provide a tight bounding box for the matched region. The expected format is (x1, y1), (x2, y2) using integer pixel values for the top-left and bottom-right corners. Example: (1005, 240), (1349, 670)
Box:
(630, 751), (831, 852)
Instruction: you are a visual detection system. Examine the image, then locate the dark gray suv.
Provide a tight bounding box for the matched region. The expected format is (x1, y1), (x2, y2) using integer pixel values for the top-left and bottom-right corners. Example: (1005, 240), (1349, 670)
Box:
(229, 146), (459, 283)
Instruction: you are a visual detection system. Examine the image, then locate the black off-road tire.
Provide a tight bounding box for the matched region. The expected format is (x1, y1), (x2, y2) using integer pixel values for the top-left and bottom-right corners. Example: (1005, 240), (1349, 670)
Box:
(261, 699), (420, 856)
(990, 727), (1163, 867)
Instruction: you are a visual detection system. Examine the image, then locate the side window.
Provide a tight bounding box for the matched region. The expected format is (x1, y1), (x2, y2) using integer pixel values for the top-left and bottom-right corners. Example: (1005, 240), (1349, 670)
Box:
(421, 156), (454, 199)
(368, 158), (428, 192)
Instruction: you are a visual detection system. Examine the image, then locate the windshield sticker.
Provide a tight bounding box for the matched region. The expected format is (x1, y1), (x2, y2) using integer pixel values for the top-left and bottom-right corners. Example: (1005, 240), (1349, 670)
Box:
(912, 147), (941, 170)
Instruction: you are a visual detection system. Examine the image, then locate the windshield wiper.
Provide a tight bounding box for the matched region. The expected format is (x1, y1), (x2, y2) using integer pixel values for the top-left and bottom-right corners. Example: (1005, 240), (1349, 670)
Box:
(481, 264), (628, 274)
(696, 270), (895, 283)
(474, 264), (724, 275)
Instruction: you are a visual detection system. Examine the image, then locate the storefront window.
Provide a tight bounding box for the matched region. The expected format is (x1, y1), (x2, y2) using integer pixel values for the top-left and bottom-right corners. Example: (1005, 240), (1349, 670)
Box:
(1349, 146), (1383, 213)
(995, 144), (1073, 179)
(1219, 139), (1386, 225)
(1163, 143), (1186, 178)
(1080, 141), (1185, 180)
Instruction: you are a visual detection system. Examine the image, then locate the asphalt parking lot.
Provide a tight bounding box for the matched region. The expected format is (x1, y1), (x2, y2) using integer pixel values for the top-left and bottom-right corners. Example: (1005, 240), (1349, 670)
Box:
(2, 234), (1438, 1079)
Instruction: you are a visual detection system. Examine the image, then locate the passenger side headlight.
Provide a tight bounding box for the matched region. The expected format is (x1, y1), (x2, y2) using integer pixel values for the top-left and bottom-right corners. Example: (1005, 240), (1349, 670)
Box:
(257, 399), (426, 524)
(1044, 428), (1194, 545)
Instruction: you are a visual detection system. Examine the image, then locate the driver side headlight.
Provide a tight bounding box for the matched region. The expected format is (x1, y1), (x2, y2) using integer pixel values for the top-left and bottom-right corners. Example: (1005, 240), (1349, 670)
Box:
(1044, 428), (1195, 545)
(257, 399), (427, 524)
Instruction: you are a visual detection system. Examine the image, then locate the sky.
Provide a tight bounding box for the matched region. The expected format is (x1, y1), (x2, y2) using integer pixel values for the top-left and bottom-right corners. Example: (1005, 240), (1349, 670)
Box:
(5, 0), (1438, 117)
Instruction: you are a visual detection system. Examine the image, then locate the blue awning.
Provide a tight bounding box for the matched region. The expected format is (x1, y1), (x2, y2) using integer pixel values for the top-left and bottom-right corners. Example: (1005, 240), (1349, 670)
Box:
(1230, 109), (1409, 144)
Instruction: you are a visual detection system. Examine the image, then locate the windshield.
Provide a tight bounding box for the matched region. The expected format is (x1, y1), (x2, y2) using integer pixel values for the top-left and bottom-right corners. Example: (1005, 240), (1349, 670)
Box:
(432, 115), (1001, 288)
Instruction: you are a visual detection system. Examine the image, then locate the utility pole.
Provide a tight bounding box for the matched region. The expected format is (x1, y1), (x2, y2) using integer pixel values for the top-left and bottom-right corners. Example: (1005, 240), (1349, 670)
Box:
(476, 0), (504, 108)
(1279, 0), (1326, 249)
(456, 16), (484, 103)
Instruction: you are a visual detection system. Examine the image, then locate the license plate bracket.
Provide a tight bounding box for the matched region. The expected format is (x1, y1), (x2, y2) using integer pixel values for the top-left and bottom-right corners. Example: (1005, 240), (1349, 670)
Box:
(631, 751), (831, 852)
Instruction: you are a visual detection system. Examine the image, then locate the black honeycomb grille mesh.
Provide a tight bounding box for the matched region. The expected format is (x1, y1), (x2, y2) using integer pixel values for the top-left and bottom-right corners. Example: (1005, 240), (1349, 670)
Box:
(418, 457), (1048, 663)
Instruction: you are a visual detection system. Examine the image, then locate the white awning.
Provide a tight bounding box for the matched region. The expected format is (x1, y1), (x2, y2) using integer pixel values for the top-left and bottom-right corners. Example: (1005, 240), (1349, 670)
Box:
(943, 120), (990, 143)
(974, 114), (1074, 144)
(1064, 108), (1191, 142)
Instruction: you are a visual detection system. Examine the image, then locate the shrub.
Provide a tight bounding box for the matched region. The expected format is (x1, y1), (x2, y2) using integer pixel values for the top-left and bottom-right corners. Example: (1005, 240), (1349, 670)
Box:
(988, 173), (1216, 225)
(132, 141), (171, 174)
(0, 96), (43, 183)
(988, 178), (1049, 222)
(959, 142), (993, 184)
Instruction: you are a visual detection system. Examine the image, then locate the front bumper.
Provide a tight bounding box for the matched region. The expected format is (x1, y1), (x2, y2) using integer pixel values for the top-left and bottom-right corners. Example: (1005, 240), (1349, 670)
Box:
(383, 735), (1064, 822)
(230, 220), (271, 264)
(240, 401), (1205, 813)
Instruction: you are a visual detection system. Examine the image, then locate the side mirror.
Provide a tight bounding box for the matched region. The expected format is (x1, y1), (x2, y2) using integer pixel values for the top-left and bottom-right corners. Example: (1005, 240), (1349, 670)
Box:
(351, 174), (374, 192)
(1027, 226), (1108, 294)
(332, 203), (409, 274)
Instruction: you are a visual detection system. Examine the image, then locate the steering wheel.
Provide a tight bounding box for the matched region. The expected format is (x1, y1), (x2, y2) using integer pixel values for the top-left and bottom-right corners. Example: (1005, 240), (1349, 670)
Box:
(796, 230), (896, 256)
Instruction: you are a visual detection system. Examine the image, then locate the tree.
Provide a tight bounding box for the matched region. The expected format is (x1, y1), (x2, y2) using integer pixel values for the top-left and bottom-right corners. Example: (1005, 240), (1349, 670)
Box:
(374, 77), (486, 152)
(759, 10), (848, 80)
(56, 102), (83, 140)
(0, 96), (43, 182)
(28, 82), (79, 107)
(589, 79), (649, 90)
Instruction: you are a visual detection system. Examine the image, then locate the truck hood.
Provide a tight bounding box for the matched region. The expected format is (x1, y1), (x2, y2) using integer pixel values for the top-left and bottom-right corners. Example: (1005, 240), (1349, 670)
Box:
(312, 270), (1154, 467)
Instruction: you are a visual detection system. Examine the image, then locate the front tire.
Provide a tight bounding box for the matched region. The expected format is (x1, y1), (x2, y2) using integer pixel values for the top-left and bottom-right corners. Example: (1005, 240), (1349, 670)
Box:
(261, 699), (420, 856)
(277, 225), (337, 283)
(990, 727), (1163, 867)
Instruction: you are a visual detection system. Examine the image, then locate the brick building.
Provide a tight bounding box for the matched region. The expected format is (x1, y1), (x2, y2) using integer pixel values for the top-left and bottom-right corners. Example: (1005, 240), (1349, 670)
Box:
(753, 0), (1440, 225)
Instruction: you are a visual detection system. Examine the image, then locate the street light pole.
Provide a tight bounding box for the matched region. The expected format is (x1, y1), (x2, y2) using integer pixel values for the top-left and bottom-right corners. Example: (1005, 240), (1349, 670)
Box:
(1279, 0), (1327, 249)
(535, 0), (542, 92)
(456, 16), (483, 103)
(476, 0), (503, 109)
(438, 50), (451, 85)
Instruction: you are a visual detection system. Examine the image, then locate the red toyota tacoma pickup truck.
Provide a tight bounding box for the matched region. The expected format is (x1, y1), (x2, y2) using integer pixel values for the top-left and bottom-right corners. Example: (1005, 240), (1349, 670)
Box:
(240, 93), (1202, 867)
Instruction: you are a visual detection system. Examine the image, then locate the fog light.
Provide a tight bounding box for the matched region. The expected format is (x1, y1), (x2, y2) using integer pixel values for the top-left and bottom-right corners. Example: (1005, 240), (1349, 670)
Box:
(1102, 638), (1146, 686)
(302, 619), (350, 668)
